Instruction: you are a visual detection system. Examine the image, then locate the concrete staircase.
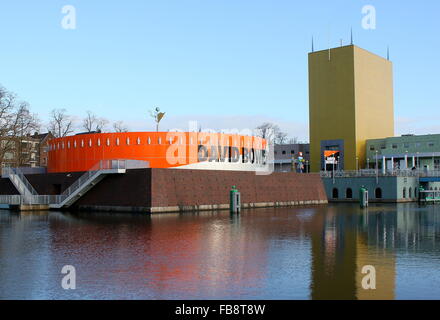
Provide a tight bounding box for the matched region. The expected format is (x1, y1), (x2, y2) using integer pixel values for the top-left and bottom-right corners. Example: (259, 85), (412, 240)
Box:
(49, 160), (126, 209)
(0, 160), (150, 209)
(2, 167), (38, 196)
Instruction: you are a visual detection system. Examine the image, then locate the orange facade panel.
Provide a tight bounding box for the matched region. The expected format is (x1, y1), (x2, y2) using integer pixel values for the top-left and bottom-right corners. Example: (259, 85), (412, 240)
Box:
(47, 132), (267, 173)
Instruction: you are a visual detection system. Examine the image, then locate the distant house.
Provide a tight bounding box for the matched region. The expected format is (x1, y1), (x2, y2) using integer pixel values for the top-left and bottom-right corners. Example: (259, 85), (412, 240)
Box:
(0, 132), (54, 169)
(30, 132), (55, 168)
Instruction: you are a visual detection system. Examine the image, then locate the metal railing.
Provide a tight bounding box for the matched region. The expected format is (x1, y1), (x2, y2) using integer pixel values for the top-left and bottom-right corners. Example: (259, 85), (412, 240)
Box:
(0, 159), (149, 206)
(320, 169), (440, 179)
(2, 167), (38, 195)
(59, 160), (127, 201)
(0, 195), (65, 205)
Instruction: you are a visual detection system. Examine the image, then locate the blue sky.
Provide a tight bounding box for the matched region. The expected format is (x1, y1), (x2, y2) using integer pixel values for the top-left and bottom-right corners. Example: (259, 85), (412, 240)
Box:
(0, 0), (439, 141)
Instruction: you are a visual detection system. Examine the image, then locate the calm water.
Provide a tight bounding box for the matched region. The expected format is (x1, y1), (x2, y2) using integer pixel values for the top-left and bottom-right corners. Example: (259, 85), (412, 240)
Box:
(1, 203), (440, 300)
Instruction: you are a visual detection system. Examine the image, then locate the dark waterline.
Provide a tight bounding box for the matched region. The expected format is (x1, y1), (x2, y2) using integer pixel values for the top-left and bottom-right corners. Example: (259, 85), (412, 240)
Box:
(1, 203), (440, 300)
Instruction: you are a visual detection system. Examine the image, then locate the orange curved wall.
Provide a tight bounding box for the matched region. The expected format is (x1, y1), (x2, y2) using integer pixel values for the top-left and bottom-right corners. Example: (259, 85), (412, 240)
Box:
(48, 132), (267, 173)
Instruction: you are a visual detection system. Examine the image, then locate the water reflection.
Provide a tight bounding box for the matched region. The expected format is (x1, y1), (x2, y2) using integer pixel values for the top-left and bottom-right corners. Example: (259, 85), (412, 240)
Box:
(1, 203), (440, 300)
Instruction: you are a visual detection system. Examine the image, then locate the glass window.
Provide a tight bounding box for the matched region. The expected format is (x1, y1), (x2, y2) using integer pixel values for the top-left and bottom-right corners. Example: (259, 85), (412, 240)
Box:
(380, 144), (386, 150)
(126, 137), (130, 145)
(370, 145), (375, 151)
(97, 139), (101, 147)
(429, 142), (435, 147)
(392, 144), (398, 149)
(74, 140), (77, 148)
(404, 143), (410, 148)
(137, 137), (141, 145)
(106, 138), (110, 146)
(116, 138), (119, 146)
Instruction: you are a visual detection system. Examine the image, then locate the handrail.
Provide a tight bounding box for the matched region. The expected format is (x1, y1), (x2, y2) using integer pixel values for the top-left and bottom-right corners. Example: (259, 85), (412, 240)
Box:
(0, 159), (148, 206)
(60, 160), (126, 200)
(320, 169), (440, 178)
(2, 167), (38, 195)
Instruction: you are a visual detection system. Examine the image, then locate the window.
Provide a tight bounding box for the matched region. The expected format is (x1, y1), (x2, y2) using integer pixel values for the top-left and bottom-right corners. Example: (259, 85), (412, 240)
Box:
(375, 188), (383, 199)
(392, 144), (398, 149)
(380, 144), (386, 150)
(415, 142), (421, 148)
(116, 138), (120, 146)
(429, 142), (435, 147)
(403, 187), (407, 199)
(97, 139), (101, 147)
(346, 188), (353, 199)
(81, 140), (84, 148)
(106, 138), (110, 146)
(89, 139), (92, 147)
(137, 137), (141, 145)
(148, 137), (151, 145)
(291, 150), (295, 155)
(67, 141), (70, 149)
(282, 151), (286, 155)
(332, 188), (339, 199)
(158, 137), (161, 144)
(370, 145), (375, 151)
(74, 140), (77, 148)
(409, 187), (412, 199)
(126, 137), (130, 145)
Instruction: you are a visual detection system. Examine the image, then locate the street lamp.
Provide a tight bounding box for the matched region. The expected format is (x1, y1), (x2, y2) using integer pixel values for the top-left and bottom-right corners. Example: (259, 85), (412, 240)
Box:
(367, 158), (370, 169)
(375, 150), (379, 170)
(405, 151), (408, 170)
(356, 157), (359, 172)
(417, 152), (420, 170)
(375, 150), (379, 183)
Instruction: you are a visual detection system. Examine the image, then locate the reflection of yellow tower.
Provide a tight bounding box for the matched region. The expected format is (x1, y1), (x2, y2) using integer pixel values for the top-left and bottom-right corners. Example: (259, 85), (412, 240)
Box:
(309, 45), (394, 172)
(355, 238), (396, 300)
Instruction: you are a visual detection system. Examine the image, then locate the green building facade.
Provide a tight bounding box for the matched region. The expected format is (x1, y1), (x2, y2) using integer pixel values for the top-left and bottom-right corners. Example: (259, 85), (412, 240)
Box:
(366, 134), (440, 171)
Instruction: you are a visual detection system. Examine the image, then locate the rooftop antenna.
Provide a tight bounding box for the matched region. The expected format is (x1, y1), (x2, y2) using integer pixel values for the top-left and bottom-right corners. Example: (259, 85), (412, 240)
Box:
(387, 46), (390, 60)
(312, 36), (314, 52)
(350, 28), (354, 45)
(340, 39), (343, 47)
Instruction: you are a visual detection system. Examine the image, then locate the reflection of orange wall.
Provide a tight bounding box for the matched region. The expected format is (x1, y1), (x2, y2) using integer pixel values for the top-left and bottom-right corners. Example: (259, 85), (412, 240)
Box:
(48, 132), (266, 173)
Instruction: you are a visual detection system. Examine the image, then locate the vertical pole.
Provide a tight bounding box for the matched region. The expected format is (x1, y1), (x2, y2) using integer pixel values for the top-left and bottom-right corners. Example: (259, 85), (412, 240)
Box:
(405, 152), (408, 170)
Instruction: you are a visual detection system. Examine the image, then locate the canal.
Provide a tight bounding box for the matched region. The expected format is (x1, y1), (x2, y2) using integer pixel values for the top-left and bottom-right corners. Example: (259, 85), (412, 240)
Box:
(1, 203), (440, 300)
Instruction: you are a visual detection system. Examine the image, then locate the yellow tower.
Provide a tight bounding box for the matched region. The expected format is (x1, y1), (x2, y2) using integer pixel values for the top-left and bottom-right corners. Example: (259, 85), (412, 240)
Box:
(309, 45), (394, 172)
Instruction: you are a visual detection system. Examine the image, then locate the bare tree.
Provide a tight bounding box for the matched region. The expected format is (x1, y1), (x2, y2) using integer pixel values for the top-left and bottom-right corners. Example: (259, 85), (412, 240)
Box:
(113, 121), (129, 133)
(288, 137), (299, 144)
(275, 131), (288, 145)
(255, 122), (282, 142)
(82, 111), (109, 133)
(0, 86), (40, 167)
(48, 109), (74, 138)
